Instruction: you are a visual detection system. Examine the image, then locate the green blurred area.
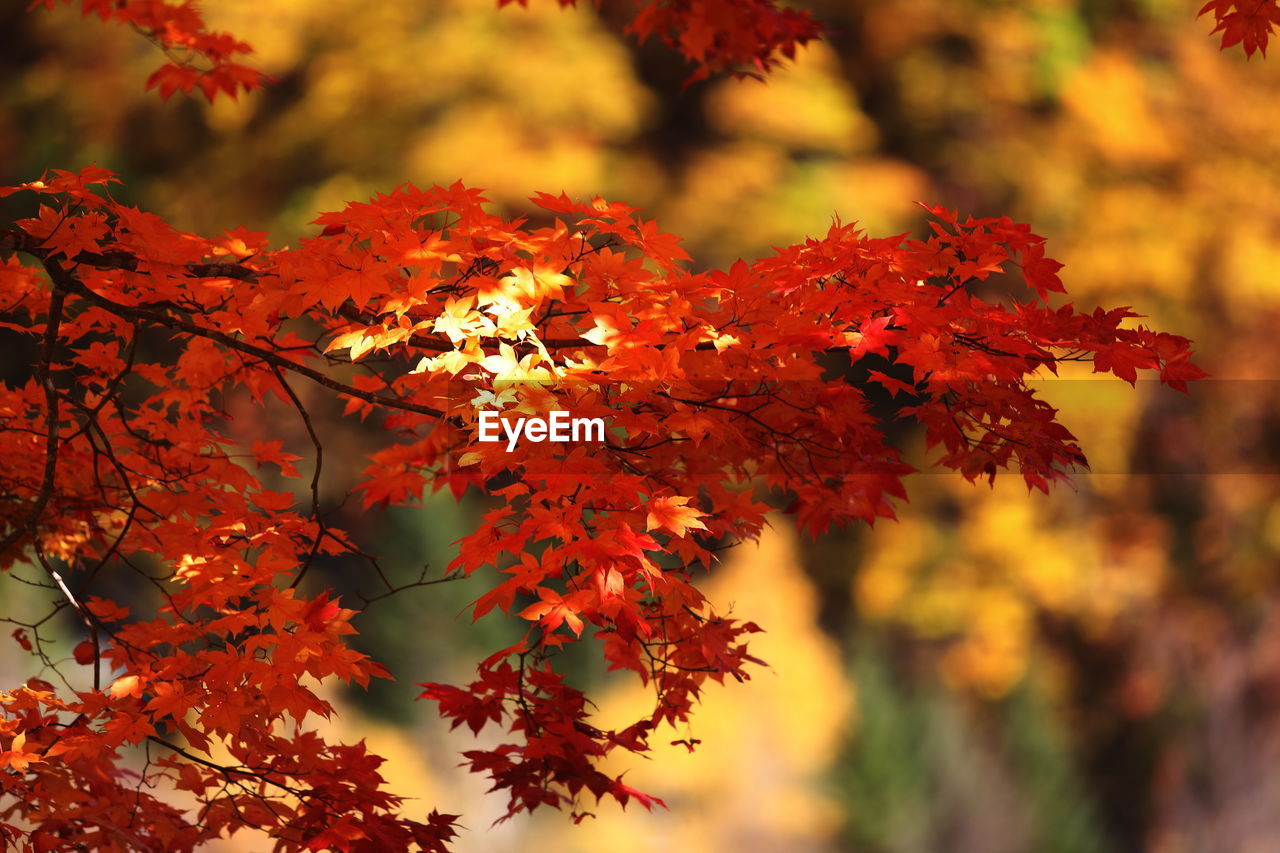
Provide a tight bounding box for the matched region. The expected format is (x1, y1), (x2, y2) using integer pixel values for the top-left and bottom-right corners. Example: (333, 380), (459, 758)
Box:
(6, 0), (1280, 850)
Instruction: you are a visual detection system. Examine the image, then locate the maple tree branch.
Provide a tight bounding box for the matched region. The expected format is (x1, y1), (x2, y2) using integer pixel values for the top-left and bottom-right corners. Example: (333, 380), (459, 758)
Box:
(267, 364), (327, 590)
(1, 229), (769, 369)
(353, 563), (465, 607)
(17, 250), (449, 421)
(32, 540), (100, 690)
(0, 228), (263, 282)
(146, 739), (342, 845)
(2, 229), (599, 352)
(0, 282), (65, 564)
(146, 737), (311, 800)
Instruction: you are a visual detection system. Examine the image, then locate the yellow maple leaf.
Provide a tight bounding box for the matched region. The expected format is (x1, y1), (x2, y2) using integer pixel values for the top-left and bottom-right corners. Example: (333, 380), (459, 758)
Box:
(501, 266), (571, 302)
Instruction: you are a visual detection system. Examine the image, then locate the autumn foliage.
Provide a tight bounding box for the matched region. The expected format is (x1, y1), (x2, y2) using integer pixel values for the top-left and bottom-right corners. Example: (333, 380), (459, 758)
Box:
(0, 1), (1232, 851)
(1200, 0), (1280, 56)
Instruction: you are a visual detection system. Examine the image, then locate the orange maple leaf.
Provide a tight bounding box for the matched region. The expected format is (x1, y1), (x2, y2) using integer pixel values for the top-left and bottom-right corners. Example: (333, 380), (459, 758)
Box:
(645, 495), (709, 538)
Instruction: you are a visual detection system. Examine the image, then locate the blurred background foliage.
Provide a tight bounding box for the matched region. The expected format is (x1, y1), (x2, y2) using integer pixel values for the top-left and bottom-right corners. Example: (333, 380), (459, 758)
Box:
(5, 0), (1280, 849)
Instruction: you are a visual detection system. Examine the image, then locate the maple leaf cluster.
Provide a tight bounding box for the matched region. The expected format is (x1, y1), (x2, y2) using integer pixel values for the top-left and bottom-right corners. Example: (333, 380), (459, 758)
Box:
(1199, 0), (1280, 56)
(502, 0), (823, 83)
(37, 0), (822, 104)
(0, 156), (1203, 846)
(35, 0), (267, 100)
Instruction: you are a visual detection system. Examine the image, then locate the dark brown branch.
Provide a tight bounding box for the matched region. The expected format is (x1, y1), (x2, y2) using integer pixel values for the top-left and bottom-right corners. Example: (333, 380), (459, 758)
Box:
(146, 736), (312, 801)
(267, 364), (327, 591)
